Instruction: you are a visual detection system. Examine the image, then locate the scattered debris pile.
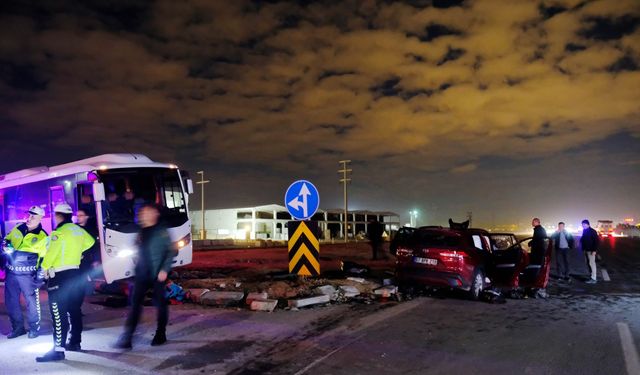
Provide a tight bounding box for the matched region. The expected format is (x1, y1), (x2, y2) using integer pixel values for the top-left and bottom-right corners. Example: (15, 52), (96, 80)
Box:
(171, 261), (400, 312)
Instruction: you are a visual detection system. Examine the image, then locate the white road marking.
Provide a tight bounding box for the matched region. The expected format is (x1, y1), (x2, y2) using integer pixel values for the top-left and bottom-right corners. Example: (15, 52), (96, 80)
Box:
(617, 322), (640, 375)
(293, 299), (424, 375)
(602, 268), (611, 281)
(293, 333), (367, 375)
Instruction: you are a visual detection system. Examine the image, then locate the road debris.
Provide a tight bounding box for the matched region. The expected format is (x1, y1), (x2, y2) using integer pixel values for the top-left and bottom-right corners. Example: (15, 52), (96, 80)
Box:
(200, 291), (245, 306)
(250, 299), (278, 312)
(288, 294), (331, 308)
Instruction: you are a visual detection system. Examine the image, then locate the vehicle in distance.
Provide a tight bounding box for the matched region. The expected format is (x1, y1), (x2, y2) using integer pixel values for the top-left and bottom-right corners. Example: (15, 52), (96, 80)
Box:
(596, 220), (614, 238)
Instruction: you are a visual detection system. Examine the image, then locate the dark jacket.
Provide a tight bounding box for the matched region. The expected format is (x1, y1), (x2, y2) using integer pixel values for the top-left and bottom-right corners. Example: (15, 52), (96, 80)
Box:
(580, 227), (600, 252)
(79, 223), (100, 271)
(551, 230), (574, 250)
(134, 223), (175, 281)
(529, 225), (548, 265)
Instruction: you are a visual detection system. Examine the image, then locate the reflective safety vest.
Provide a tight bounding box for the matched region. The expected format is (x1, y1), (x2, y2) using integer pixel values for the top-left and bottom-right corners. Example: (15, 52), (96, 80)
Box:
(4, 223), (48, 275)
(41, 222), (96, 272)
(6, 223), (48, 255)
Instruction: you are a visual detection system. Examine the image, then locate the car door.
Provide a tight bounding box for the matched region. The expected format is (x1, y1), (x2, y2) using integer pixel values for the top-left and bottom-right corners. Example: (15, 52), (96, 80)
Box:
(489, 234), (524, 287)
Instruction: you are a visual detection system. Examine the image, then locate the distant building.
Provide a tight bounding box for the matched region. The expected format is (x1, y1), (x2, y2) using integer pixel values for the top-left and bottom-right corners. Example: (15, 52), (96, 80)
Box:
(190, 204), (400, 240)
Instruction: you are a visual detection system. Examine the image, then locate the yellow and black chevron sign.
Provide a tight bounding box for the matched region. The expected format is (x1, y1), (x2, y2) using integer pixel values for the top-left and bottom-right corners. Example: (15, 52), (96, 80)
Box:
(288, 221), (320, 276)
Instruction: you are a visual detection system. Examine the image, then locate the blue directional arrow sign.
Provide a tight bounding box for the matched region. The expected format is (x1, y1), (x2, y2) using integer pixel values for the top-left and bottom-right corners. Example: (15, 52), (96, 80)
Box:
(285, 180), (320, 221)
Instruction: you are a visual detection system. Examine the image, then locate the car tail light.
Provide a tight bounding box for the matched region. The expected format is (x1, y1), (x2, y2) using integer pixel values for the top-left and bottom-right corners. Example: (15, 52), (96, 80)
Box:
(438, 250), (465, 266)
(396, 248), (414, 257)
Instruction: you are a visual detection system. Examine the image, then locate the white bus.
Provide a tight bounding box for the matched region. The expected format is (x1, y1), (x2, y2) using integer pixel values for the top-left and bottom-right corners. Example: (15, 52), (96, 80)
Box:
(0, 154), (193, 283)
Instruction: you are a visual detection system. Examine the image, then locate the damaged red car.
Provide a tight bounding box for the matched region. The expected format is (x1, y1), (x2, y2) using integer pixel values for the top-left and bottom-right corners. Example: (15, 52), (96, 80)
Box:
(394, 226), (552, 300)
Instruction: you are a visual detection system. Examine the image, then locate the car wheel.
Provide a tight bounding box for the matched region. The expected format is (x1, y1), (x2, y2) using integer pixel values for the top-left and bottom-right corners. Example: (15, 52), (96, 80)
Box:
(468, 269), (485, 301)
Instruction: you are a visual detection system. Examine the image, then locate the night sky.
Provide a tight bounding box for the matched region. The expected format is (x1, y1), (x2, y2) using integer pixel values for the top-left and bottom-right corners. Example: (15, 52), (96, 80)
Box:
(1, 0), (639, 228)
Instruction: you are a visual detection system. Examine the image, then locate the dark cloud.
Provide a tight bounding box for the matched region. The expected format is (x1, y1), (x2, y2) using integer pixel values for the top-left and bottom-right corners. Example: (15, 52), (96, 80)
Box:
(580, 15), (639, 41)
(0, 0), (638, 225)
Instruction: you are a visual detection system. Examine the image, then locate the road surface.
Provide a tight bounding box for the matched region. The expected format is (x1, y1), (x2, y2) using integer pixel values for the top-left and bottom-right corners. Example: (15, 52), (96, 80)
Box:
(0, 237), (638, 374)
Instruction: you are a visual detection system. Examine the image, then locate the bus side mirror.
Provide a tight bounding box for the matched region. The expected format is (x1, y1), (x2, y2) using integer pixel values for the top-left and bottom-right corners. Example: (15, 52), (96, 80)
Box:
(93, 183), (106, 201)
(186, 179), (194, 194)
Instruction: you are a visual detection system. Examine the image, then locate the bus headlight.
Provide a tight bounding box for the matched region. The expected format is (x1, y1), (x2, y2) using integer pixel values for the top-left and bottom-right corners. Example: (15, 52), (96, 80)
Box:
(176, 233), (191, 250)
(106, 245), (136, 258)
(116, 248), (136, 258)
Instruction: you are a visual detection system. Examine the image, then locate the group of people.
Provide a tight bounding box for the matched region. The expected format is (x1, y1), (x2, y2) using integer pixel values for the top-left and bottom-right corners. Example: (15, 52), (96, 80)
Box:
(531, 217), (601, 284)
(1, 202), (176, 362)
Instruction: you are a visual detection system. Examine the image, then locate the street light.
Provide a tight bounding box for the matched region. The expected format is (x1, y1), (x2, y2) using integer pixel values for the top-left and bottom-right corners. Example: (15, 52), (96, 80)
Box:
(196, 171), (210, 240)
(409, 210), (418, 227)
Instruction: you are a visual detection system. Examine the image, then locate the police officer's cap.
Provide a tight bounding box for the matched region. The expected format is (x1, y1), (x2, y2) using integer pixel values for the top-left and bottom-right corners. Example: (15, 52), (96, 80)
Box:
(28, 206), (45, 216)
(53, 203), (73, 214)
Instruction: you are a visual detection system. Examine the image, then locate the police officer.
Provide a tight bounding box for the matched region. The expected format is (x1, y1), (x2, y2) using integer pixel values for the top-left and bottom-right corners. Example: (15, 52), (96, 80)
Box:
(2, 205), (48, 339)
(36, 203), (95, 362)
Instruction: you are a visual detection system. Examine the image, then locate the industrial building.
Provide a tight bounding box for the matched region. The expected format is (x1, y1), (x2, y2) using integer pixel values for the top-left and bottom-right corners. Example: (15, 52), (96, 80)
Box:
(190, 204), (400, 241)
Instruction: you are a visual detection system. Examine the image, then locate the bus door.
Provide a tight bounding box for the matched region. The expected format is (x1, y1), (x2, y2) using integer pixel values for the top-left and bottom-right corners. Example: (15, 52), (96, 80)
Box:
(48, 185), (66, 233)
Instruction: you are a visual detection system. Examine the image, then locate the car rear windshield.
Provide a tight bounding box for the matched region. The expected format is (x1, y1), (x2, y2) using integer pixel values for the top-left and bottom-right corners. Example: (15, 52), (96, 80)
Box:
(409, 231), (462, 248)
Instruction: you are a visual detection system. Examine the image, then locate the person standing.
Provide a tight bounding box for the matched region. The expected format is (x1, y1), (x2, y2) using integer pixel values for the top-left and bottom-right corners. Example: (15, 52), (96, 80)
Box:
(580, 219), (600, 284)
(529, 218), (548, 265)
(2, 206), (48, 339)
(115, 204), (176, 349)
(36, 203), (95, 362)
(367, 218), (384, 260)
(76, 208), (100, 294)
(551, 222), (574, 282)
(527, 218), (548, 298)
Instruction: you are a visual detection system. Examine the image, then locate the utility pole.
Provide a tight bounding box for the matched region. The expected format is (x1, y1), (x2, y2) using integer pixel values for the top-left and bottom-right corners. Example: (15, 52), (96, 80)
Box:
(467, 211), (473, 228)
(338, 160), (352, 243)
(196, 171), (210, 240)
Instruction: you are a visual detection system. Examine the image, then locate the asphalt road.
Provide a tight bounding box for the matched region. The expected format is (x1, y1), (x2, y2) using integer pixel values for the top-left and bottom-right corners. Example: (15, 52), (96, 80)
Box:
(0, 237), (638, 374)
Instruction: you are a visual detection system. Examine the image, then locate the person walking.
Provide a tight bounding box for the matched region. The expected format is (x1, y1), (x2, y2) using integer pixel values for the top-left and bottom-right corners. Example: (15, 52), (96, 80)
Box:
(36, 203), (96, 362)
(580, 219), (599, 284)
(2, 206), (48, 339)
(551, 222), (574, 282)
(115, 204), (176, 349)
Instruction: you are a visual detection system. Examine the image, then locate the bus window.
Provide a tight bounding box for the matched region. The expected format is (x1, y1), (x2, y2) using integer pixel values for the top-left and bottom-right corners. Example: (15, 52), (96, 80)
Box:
(98, 168), (188, 230)
(163, 177), (185, 211)
(3, 181), (49, 225)
(49, 185), (66, 230)
(50, 185), (65, 208)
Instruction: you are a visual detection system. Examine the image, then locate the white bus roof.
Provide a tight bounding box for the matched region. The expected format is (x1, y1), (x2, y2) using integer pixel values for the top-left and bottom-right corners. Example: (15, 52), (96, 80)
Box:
(0, 153), (177, 188)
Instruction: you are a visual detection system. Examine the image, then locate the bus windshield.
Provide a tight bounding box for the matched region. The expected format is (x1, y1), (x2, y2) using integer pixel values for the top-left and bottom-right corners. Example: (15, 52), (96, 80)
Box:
(98, 168), (188, 231)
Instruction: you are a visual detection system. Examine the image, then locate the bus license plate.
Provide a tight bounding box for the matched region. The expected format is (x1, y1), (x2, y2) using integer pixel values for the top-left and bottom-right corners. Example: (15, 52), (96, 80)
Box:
(414, 257), (437, 266)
